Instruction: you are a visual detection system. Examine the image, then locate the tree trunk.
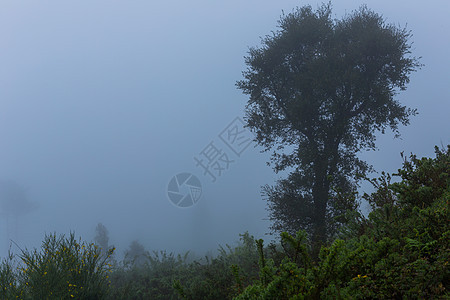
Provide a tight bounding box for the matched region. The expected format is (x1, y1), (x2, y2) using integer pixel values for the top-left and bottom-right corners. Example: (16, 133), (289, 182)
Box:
(311, 191), (327, 258)
(311, 158), (330, 259)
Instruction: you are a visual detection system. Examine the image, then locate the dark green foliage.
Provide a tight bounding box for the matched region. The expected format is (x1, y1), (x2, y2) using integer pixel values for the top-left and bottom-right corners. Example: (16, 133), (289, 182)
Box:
(109, 250), (188, 299)
(171, 232), (260, 299)
(108, 232), (260, 300)
(0, 232), (114, 299)
(123, 240), (148, 268)
(237, 3), (421, 251)
(1, 147), (447, 298)
(0, 251), (24, 299)
(235, 146), (449, 299)
(0, 232), (260, 300)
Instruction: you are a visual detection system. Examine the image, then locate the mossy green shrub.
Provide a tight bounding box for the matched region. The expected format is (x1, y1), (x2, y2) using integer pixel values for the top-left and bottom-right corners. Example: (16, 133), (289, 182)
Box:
(0, 232), (114, 299)
(0, 252), (24, 299)
(1, 146), (447, 299)
(109, 250), (190, 300)
(235, 146), (449, 299)
(109, 232), (260, 300)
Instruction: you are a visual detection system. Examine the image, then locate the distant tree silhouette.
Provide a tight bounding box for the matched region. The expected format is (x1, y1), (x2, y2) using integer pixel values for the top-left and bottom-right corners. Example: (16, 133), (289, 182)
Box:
(0, 180), (38, 250)
(124, 240), (148, 267)
(94, 223), (110, 256)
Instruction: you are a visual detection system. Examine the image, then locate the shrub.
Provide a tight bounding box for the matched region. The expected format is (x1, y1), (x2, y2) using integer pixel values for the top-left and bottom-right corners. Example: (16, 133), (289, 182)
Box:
(0, 232), (114, 299)
(235, 146), (450, 299)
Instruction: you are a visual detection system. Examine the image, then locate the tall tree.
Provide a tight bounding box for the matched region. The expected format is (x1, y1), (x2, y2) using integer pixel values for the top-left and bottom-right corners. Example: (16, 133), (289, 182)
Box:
(237, 4), (421, 252)
(94, 223), (110, 256)
(124, 240), (148, 267)
(0, 180), (38, 249)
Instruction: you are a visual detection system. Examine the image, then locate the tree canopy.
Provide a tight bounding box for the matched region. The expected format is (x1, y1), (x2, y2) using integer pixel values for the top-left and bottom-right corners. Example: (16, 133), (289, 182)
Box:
(237, 4), (421, 250)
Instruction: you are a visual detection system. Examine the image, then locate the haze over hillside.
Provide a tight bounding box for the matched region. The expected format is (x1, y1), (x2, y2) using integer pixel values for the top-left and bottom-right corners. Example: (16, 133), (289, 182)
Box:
(1, 0), (449, 258)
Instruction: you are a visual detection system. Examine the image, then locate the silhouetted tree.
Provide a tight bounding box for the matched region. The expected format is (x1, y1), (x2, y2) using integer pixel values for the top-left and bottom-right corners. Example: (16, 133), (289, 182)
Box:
(237, 4), (421, 253)
(0, 180), (38, 247)
(94, 223), (110, 256)
(124, 240), (148, 267)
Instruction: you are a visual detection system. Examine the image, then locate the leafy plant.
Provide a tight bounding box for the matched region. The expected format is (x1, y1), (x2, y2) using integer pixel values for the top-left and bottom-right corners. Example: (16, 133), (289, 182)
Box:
(235, 146), (449, 299)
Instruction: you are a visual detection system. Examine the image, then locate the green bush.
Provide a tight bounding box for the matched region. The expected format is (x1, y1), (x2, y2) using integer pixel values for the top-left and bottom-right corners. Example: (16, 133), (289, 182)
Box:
(1, 146), (447, 299)
(109, 232), (260, 300)
(235, 146), (450, 299)
(0, 232), (113, 299)
(0, 251), (24, 299)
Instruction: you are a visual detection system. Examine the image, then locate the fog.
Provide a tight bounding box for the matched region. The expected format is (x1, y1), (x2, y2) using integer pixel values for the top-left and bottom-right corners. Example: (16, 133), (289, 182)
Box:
(1, 0), (449, 259)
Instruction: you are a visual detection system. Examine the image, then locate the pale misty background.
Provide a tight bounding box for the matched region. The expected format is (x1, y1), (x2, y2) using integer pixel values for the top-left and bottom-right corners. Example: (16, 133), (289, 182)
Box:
(0, 0), (449, 258)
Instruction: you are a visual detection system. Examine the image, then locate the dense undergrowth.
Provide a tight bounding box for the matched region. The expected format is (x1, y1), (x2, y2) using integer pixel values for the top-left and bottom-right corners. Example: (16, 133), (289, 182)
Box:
(1, 146), (448, 299)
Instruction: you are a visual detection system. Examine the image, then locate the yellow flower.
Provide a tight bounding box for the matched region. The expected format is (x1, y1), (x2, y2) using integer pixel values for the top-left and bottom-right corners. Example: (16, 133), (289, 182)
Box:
(353, 274), (368, 280)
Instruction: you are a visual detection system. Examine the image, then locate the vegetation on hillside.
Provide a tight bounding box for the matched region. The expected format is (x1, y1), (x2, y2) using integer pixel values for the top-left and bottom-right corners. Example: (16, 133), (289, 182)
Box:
(0, 146), (448, 299)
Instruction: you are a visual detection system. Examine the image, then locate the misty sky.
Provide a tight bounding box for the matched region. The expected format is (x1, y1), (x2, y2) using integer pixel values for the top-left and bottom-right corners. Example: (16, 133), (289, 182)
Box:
(1, 0), (449, 258)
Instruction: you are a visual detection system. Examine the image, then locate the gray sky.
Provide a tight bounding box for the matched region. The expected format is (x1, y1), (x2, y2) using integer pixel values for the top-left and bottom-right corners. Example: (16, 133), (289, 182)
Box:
(1, 0), (449, 257)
